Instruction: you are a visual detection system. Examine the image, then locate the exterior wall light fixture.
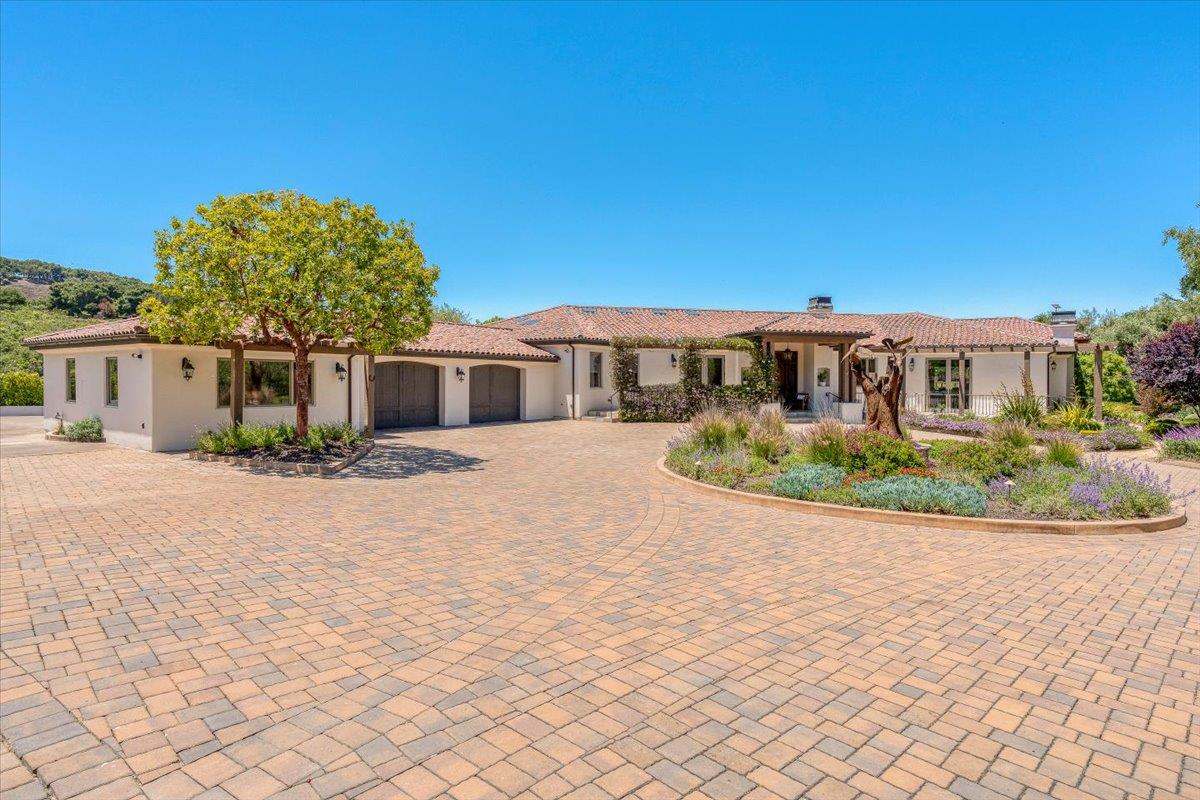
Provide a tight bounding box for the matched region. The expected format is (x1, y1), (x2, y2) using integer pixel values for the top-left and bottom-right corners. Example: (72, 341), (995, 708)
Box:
(335, 362), (348, 381)
(456, 367), (466, 382)
(908, 356), (916, 372)
(670, 353), (677, 368)
(181, 358), (195, 381)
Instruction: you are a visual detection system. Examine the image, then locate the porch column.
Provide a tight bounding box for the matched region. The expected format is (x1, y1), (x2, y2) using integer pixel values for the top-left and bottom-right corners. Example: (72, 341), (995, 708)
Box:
(366, 354), (376, 438)
(1092, 346), (1104, 423)
(957, 350), (966, 412)
(346, 356), (354, 423)
(837, 344), (849, 401)
(230, 342), (244, 426)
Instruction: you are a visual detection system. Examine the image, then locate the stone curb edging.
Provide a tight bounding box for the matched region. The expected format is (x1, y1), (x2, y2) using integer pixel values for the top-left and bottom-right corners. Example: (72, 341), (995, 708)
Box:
(1160, 458), (1200, 470)
(655, 457), (1186, 536)
(189, 441), (375, 475)
(44, 432), (105, 443)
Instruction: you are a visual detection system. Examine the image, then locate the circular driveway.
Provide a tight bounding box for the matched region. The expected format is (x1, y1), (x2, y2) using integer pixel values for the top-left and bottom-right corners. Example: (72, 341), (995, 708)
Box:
(1, 420), (1197, 800)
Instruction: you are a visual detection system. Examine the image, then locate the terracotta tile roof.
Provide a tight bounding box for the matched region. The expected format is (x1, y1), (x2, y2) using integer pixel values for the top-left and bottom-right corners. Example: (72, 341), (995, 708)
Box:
(23, 318), (558, 361)
(494, 305), (1056, 349)
(853, 313), (1056, 349)
(493, 305), (793, 342)
(22, 317), (148, 346)
(398, 322), (557, 361)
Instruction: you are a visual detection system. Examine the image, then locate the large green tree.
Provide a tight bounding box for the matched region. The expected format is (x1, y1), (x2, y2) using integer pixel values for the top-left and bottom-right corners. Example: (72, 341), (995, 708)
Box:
(141, 190), (439, 436)
(1163, 214), (1198, 297)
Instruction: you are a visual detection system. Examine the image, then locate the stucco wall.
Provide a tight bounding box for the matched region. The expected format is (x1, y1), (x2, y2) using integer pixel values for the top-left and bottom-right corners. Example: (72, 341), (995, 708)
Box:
(42, 345), (155, 449)
(151, 346), (351, 451)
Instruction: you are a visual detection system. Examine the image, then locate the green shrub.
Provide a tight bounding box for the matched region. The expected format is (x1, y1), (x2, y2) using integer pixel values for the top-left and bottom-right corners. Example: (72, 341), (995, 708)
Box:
(0, 371), (43, 405)
(808, 486), (862, 506)
(311, 421), (362, 446)
(987, 419), (1035, 449)
(1160, 436), (1200, 462)
(777, 450), (810, 473)
(687, 408), (738, 451)
(928, 439), (1037, 485)
(772, 464), (846, 500)
(1043, 401), (1102, 432)
(994, 369), (1044, 426)
(746, 409), (792, 462)
(803, 418), (851, 468)
(64, 416), (103, 442)
(1043, 432), (1084, 468)
(849, 431), (924, 477)
(851, 476), (987, 517)
(664, 439), (704, 478)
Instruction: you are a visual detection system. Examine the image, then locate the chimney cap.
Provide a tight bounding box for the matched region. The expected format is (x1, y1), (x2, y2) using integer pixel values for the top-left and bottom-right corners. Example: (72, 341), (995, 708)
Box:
(1049, 309), (1076, 324)
(807, 296), (833, 312)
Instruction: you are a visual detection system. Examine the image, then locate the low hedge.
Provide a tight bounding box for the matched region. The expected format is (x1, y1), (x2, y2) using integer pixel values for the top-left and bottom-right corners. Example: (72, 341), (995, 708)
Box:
(0, 371), (43, 406)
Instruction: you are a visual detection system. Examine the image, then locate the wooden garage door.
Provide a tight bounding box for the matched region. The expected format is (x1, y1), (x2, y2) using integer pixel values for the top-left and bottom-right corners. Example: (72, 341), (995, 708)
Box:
(469, 365), (520, 423)
(375, 361), (439, 428)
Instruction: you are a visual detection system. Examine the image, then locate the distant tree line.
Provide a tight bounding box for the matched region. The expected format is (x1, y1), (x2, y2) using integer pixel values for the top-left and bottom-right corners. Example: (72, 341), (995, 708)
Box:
(1, 256), (152, 317)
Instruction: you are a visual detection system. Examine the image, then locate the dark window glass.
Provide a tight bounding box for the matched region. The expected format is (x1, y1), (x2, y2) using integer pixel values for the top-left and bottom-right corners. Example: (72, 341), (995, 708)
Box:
(589, 352), (602, 389)
(706, 356), (724, 387)
(217, 359), (314, 407)
(105, 357), (119, 406)
(66, 359), (76, 402)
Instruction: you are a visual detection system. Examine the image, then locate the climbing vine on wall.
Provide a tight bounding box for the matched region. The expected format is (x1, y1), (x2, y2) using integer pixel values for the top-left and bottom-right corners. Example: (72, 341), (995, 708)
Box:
(609, 335), (778, 421)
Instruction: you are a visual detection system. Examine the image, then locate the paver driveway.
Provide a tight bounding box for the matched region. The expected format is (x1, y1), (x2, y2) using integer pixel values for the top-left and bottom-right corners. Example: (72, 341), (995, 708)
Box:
(1, 419), (1197, 800)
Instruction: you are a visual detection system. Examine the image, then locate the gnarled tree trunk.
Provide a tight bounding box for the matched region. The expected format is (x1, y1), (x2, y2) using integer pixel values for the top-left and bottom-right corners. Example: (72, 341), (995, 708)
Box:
(852, 361), (903, 439)
(294, 344), (312, 437)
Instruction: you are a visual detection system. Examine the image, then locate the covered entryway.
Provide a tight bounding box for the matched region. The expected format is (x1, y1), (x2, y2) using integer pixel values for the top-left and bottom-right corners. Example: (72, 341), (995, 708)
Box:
(375, 361), (439, 428)
(470, 365), (520, 423)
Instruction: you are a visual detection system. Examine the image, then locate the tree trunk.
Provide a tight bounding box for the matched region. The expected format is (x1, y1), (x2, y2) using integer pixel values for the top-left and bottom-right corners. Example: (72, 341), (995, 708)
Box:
(294, 346), (311, 437)
(853, 362), (904, 439)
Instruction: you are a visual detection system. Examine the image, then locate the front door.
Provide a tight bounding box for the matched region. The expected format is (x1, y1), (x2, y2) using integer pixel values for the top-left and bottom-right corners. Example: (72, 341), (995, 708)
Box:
(775, 350), (798, 408)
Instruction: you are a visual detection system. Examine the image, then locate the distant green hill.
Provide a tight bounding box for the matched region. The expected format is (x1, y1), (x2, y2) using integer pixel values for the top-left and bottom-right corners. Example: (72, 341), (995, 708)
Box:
(1, 256), (153, 374)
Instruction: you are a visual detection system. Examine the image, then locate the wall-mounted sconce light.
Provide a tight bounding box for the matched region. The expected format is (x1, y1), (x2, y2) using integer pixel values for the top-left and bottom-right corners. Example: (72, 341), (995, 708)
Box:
(1050, 360), (1058, 371)
(455, 367), (466, 382)
(335, 362), (348, 382)
(131, 351), (143, 359)
(181, 357), (195, 381)
(907, 357), (915, 372)
(670, 353), (678, 368)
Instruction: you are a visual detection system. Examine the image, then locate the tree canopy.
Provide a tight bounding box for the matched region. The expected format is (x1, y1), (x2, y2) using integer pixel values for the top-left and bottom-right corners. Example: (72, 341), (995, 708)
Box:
(1163, 219), (1198, 298)
(432, 303), (474, 324)
(1128, 322), (1200, 417)
(140, 190), (439, 435)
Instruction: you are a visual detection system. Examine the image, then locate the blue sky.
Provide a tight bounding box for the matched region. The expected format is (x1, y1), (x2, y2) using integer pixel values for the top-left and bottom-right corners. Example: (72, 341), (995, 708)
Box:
(1, 1), (1197, 320)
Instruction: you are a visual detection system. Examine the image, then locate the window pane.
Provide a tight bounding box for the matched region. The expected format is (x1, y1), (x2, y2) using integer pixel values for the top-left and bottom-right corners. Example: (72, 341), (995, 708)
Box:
(707, 357), (724, 387)
(589, 352), (602, 389)
(246, 360), (292, 405)
(106, 357), (119, 406)
(217, 359), (231, 407)
(66, 359), (76, 402)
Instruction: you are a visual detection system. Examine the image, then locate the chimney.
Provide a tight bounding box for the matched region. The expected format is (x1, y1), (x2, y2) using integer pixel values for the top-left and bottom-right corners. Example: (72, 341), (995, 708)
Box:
(807, 296), (833, 314)
(1049, 309), (1076, 346)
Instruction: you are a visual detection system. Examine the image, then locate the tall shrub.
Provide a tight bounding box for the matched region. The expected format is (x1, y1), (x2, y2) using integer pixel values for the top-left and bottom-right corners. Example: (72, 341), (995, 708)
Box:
(1128, 322), (1200, 418)
(0, 371), (43, 406)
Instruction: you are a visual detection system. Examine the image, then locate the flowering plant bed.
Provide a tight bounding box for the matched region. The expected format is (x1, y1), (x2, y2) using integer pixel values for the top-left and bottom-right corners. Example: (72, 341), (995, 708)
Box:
(902, 410), (1153, 452)
(663, 409), (1187, 526)
(1159, 426), (1200, 464)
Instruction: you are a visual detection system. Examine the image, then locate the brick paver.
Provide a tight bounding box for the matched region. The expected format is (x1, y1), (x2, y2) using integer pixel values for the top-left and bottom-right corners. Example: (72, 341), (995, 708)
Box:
(2, 419), (1197, 799)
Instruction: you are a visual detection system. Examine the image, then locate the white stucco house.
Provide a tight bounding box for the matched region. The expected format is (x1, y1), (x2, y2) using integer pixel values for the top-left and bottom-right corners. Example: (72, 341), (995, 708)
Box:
(23, 297), (1089, 451)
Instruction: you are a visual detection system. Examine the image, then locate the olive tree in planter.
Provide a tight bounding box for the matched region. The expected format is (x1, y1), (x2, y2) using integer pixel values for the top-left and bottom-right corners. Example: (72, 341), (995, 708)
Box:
(140, 190), (439, 437)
